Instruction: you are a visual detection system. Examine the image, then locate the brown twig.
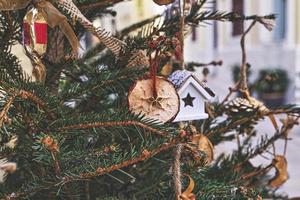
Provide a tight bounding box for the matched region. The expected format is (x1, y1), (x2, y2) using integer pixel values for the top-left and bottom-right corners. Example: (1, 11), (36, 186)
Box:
(232, 163), (273, 184)
(0, 93), (18, 129)
(58, 120), (168, 136)
(187, 60), (223, 68)
(173, 144), (183, 198)
(179, 0), (186, 70)
(220, 86), (238, 105)
(238, 20), (257, 98)
(51, 152), (61, 177)
(207, 106), (300, 138)
(1, 89), (55, 126)
(2, 141), (177, 199)
(207, 117), (250, 137)
(239, 20), (257, 92)
(220, 19), (259, 103)
(19, 90), (55, 119)
(79, 140), (177, 178)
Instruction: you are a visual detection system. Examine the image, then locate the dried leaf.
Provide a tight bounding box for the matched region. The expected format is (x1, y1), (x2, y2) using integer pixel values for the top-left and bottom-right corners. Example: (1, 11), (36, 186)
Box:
(190, 134), (214, 165)
(179, 175), (196, 200)
(269, 155), (288, 188)
(280, 116), (299, 138)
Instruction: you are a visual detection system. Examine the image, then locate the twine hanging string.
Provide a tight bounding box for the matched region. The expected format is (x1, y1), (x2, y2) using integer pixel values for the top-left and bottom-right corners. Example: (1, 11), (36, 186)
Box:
(150, 51), (160, 98)
(173, 1), (187, 198)
(178, 0), (186, 70)
(174, 143), (183, 199)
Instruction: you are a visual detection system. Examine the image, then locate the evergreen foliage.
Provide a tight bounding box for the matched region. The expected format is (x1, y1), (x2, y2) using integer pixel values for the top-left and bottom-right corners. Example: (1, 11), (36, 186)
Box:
(0, 0), (299, 199)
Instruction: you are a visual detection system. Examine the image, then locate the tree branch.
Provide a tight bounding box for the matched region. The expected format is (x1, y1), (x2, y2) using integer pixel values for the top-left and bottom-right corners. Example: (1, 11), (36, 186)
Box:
(58, 120), (169, 137)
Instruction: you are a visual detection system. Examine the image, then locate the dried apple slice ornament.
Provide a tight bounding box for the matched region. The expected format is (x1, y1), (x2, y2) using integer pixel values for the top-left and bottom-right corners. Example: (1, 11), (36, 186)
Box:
(128, 35), (181, 123)
(128, 76), (179, 123)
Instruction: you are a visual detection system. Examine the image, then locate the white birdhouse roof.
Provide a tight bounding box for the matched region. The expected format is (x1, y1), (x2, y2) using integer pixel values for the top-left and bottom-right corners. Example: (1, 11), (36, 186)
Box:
(168, 70), (215, 100)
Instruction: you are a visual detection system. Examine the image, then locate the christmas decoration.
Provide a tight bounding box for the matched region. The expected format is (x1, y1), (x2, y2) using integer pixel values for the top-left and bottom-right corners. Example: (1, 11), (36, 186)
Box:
(127, 33), (183, 123)
(153, 0), (175, 6)
(179, 175), (196, 200)
(1, 0), (299, 199)
(0, 0), (80, 83)
(128, 76), (179, 123)
(225, 97), (278, 130)
(57, 0), (126, 56)
(225, 97), (258, 114)
(190, 134), (214, 165)
(23, 1), (79, 56)
(168, 70), (215, 122)
(183, 125), (214, 166)
(269, 155), (288, 188)
(23, 7), (48, 57)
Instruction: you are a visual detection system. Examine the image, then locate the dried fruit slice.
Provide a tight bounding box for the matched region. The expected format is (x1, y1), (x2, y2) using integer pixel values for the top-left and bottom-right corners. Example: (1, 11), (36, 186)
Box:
(128, 76), (179, 123)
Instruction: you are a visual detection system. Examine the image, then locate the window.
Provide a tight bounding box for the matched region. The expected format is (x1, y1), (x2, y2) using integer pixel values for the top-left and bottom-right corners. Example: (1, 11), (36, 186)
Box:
(274, 0), (286, 41)
(232, 0), (244, 36)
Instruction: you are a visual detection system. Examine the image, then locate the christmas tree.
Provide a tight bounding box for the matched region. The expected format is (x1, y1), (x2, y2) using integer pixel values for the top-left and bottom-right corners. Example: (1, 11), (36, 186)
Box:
(0, 0), (299, 199)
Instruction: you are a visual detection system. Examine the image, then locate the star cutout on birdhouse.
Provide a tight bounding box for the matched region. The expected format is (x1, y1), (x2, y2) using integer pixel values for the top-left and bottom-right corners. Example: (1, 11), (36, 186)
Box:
(182, 93), (195, 107)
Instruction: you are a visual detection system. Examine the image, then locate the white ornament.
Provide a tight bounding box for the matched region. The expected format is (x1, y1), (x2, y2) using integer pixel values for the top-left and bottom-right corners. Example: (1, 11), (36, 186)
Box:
(168, 70), (215, 122)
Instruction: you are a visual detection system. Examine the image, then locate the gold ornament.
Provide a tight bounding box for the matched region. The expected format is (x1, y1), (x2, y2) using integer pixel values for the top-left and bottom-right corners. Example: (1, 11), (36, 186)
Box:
(128, 76), (179, 123)
(153, 0), (175, 6)
(23, 7), (48, 57)
(178, 175), (196, 200)
(190, 134), (214, 165)
(269, 155), (288, 188)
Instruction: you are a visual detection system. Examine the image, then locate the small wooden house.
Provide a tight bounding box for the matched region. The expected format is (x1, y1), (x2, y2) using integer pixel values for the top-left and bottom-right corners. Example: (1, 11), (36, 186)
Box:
(168, 70), (215, 122)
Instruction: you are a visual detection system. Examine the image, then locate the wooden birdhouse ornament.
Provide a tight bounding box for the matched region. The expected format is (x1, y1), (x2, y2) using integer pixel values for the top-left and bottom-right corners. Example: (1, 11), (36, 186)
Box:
(168, 70), (215, 122)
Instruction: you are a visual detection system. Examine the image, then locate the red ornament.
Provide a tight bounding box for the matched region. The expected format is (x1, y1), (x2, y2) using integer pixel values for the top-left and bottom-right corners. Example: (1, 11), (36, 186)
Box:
(23, 7), (48, 57)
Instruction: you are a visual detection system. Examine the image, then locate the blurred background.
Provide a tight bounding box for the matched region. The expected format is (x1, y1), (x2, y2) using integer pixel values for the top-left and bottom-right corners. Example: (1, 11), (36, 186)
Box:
(13, 0), (300, 198)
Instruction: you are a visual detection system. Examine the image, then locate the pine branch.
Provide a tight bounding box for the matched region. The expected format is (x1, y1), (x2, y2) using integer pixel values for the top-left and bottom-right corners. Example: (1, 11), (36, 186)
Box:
(0, 88), (56, 126)
(58, 120), (167, 137)
(78, 139), (177, 178)
(1, 139), (178, 200)
(52, 111), (178, 137)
